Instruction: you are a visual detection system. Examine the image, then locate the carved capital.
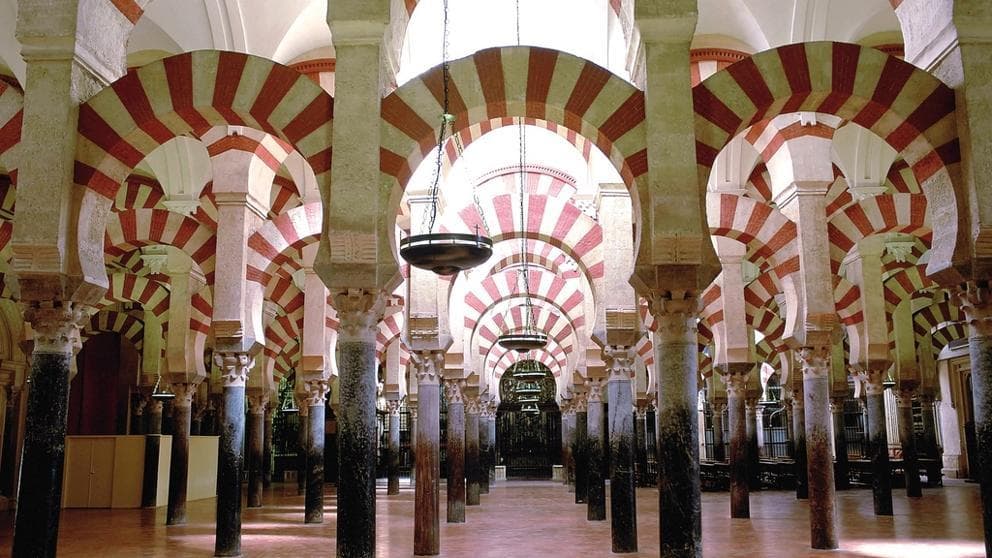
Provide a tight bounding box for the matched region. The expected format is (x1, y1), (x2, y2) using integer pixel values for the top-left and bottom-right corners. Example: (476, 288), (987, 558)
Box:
(585, 377), (605, 403)
(213, 352), (253, 388)
(465, 396), (482, 415)
(635, 403), (648, 419)
(148, 399), (164, 415)
(604, 345), (635, 381)
(332, 289), (386, 342)
(171, 382), (200, 408)
(829, 397), (846, 413)
(851, 366), (886, 396)
(956, 281), (992, 338)
(895, 387), (917, 408)
(248, 393), (270, 415)
(572, 392), (588, 413)
(560, 399), (574, 416)
(408, 405), (418, 420)
(133, 396), (147, 416)
(797, 345), (830, 379)
(385, 399), (401, 416)
(443, 378), (465, 404)
(304, 379), (330, 407)
(745, 397), (759, 412)
(412, 351), (444, 386)
(24, 302), (87, 354)
(646, 292), (698, 344)
(724, 372), (749, 399)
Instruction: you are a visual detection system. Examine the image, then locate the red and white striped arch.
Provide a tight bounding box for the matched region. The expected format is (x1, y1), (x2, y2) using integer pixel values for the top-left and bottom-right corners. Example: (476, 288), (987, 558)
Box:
(826, 193), (930, 273)
(445, 193), (604, 279)
(377, 312), (404, 363)
(98, 273), (170, 317)
(883, 264), (935, 312)
(114, 175), (166, 211)
(477, 304), (576, 360)
(464, 268), (584, 331)
(104, 209), (217, 284)
(74, 51), (332, 300)
(490, 349), (564, 382)
(442, 119), (594, 176)
(264, 275), (304, 317)
(246, 202), (322, 284)
(690, 48), (750, 88)
(263, 310), (303, 364)
(0, 81), (23, 180)
(707, 193), (798, 277)
(833, 277), (862, 326)
(693, 42), (961, 280)
(381, 46), (647, 212)
(82, 310), (145, 353)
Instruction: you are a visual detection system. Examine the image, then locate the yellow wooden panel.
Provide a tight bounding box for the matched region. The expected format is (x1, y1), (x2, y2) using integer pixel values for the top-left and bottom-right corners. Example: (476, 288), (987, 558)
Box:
(87, 438), (116, 507)
(111, 436), (145, 508)
(188, 436), (218, 501)
(62, 438), (92, 508)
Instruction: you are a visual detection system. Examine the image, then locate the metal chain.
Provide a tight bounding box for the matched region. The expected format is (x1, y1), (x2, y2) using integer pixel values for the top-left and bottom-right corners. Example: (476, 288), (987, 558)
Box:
(451, 130), (491, 235)
(422, 0), (452, 235)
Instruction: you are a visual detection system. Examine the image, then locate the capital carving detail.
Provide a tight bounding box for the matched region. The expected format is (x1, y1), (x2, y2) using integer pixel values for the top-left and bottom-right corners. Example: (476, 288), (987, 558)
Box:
(956, 281), (992, 338)
(444, 379), (465, 404)
(304, 379), (330, 407)
(852, 367), (886, 396)
(604, 346), (635, 381)
(171, 382), (200, 408)
(214, 352), (253, 388)
(572, 392), (588, 413)
(829, 397), (846, 413)
(797, 346), (831, 379)
(412, 351), (444, 386)
(24, 302), (87, 354)
(646, 293), (698, 345)
(585, 378), (605, 403)
(725, 373), (748, 399)
(895, 388), (917, 408)
(385, 399), (401, 416)
(332, 289), (386, 342)
(249, 393), (270, 415)
(465, 396), (482, 415)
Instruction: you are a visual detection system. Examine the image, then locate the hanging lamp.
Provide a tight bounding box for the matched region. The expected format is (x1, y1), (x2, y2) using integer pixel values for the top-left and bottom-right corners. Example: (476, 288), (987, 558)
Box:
(496, 0), (548, 353)
(399, 0), (492, 275)
(151, 372), (175, 401)
(514, 359), (545, 379)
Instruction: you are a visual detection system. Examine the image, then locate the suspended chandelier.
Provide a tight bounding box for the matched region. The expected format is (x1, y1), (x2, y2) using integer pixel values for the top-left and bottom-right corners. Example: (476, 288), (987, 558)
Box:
(521, 402), (540, 414)
(399, 0), (492, 275)
(151, 372), (175, 401)
(513, 358), (546, 379)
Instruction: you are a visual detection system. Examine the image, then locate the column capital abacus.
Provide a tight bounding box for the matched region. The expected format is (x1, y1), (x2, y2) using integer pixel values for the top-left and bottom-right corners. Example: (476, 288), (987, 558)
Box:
(385, 399), (401, 416)
(851, 366), (886, 396)
(148, 399), (164, 415)
(604, 345), (636, 381)
(572, 391), (588, 413)
(894, 387), (917, 408)
(465, 396), (482, 415)
(304, 379), (330, 407)
(248, 393), (270, 415)
(645, 292), (699, 344)
(171, 381), (200, 408)
(24, 301), (88, 354)
(412, 351), (444, 386)
(797, 345), (831, 379)
(213, 351), (253, 388)
(956, 281), (992, 338)
(723, 370), (749, 399)
(585, 377), (606, 403)
(332, 288), (387, 342)
(829, 397), (846, 413)
(443, 378), (465, 404)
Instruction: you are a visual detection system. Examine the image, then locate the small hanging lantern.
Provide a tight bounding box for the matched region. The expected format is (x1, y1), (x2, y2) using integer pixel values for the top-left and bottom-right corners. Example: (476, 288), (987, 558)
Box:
(151, 373), (175, 401)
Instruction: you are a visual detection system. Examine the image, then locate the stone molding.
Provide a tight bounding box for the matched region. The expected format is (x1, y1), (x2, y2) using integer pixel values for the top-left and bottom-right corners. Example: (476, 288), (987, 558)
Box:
(24, 302), (87, 355)
(304, 379), (330, 407)
(956, 281), (992, 338)
(332, 289), (386, 342)
(604, 345), (635, 380)
(171, 382), (200, 408)
(412, 351), (444, 386)
(443, 378), (465, 404)
(214, 352), (253, 388)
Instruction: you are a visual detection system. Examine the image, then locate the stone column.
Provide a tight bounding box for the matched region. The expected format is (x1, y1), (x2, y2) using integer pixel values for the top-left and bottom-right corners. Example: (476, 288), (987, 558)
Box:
(297, 401), (309, 496)
(444, 379), (466, 523)
(263, 402), (274, 488)
(560, 400), (573, 487)
(479, 404), (491, 494)
(305, 380), (328, 524)
(574, 395), (588, 504)
(167, 382), (198, 525)
(247, 393), (267, 509)
(781, 399), (794, 458)
(487, 404), (497, 486)
(141, 397), (164, 509)
(958, 284), (992, 556)
(634, 404), (648, 487)
(919, 394), (940, 460)
(799, 347), (838, 549)
(131, 396), (146, 435)
(860, 368), (893, 515)
(409, 404), (418, 489)
(465, 396), (481, 506)
(11, 305), (83, 557)
(213, 352), (252, 557)
(191, 402), (205, 436)
(413, 353), (442, 556)
(651, 298), (702, 557)
(333, 292), (384, 557)
(745, 397), (760, 491)
(386, 400), (401, 496)
(0, 386), (22, 499)
(711, 400), (726, 462)
(605, 347), (637, 553)
(585, 377), (606, 521)
(895, 388), (922, 497)
(792, 390), (808, 499)
(725, 369), (750, 518)
(148, 398), (164, 434)
(830, 397), (849, 490)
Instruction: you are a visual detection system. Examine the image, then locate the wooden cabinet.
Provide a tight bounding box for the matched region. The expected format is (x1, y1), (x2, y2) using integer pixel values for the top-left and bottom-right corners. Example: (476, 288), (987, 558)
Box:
(62, 436), (145, 508)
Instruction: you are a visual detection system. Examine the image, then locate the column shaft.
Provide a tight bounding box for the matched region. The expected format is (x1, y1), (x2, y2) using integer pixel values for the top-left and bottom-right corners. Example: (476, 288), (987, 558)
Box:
(11, 324), (75, 558)
(727, 388), (749, 518)
(866, 386), (893, 515)
(746, 399), (760, 491)
(969, 329), (992, 557)
(213, 354), (249, 557)
(479, 410), (491, 494)
(0, 389), (21, 499)
(831, 399), (849, 490)
(575, 409), (588, 504)
(465, 407), (480, 506)
(711, 404), (726, 461)
(387, 405), (401, 495)
(247, 402), (265, 509)
(793, 396), (808, 499)
(414, 368), (440, 555)
(802, 349), (838, 550)
(306, 399), (326, 523)
(586, 385), (606, 522)
(298, 404), (309, 495)
(634, 409), (648, 487)
(263, 406), (273, 488)
(445, 384), (466, 523)
(167, 385), (196, 525)
(896, 391), (922, 498)
(607, 366), (637, 553)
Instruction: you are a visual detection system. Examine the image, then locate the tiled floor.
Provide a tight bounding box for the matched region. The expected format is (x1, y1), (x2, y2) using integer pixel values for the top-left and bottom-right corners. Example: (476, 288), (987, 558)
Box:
(0, 480), (984, 557)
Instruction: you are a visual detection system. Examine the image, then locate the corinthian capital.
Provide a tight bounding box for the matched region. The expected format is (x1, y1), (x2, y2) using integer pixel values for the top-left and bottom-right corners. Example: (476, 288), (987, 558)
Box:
(24, 302), (88, 354)
(213, 352), (253, 387)
(412, 351), (444, 385)
(332, 289), (387, 342)
(444, 378), (465, 404)
(604, 346), (635, 380)
(645, 292), (699, 344)
(956, 281), (992, 338)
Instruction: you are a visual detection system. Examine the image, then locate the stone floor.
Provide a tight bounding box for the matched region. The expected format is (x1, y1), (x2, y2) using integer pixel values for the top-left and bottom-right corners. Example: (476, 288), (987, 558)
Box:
(0, 480), (984, 557)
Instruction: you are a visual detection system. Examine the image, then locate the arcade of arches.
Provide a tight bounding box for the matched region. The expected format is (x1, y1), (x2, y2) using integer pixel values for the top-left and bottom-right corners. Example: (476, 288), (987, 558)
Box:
(0, 0), (989, 557)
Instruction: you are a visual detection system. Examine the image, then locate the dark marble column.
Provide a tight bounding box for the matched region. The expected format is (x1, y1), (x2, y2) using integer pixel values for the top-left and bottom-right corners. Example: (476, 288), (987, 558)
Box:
(167, 383), (198, 525)
(141, 398), (164, 509)
(480, 405), (491, 494)
(725, 370), (749, 519)
(919, 394), (940, 461)
(745, 397), (760, 491)
(191, 402), (204, 436)
(409, 405), (418, 489)
(297, 401), (309, 495)
(413, 353), (442, 556)
(634, 404), (648, 487)
(487, 412), (496, 487)
(305, 380), (328, 524)
(263, 403), (273, 488)
(782, 399), (793, 457)
(334, 291), (384, 558)
(131, 396), (146, 435)
(646, 403), (658, 472)
(792, 392), (808, 499)
(444, 379), (466, 523)
(800, 347), (838, 550)
(212, 352), (251, 557)
(148, 398), (164, 434)
(562, 402), (575, 491)
(830, 397), (849, 490)
(247, 393), (267, 509)
(465, 397), (481, 506)
(711, 400), (726, 461)
(11, 306), (80, 558)
(574, 403), (589, 504)
(586, 378), (606, 522)
(606, 347), (637, 553)
(861, 369), (893, 516)
(895, 388), (922, 498)
(652, 301), (702, 558)
(0, 386), (22, 499)
(386, 400), (401, 496)
(960, 286), (992, 558)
